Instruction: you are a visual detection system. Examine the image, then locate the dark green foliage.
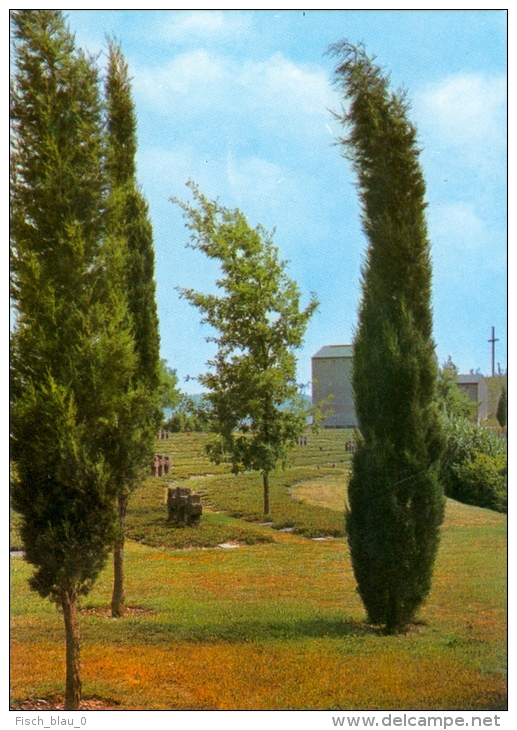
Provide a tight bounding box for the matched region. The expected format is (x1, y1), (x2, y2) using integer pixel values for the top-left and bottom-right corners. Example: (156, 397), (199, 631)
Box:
(10, 377), (117, 600)
(174, 182), (318, 514)
(10, 10), (106, 379)
(10, 8), (123, 598)
(105, 41), (161, 400)
(440, 416), (507, 512)
(103, 40), (162, 486)
(103, 41), (162, 616)
(10, 11), (147, 705)
(330, 42), (445, 632)
(496, 385), (507, 428)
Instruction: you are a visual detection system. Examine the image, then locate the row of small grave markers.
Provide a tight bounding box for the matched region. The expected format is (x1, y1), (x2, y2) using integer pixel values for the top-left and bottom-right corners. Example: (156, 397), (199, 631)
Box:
(152, 437), (356, 476)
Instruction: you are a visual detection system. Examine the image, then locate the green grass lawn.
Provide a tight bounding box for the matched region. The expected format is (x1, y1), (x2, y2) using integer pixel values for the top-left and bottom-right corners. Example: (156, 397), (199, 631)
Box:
(10, 430), (507, 710)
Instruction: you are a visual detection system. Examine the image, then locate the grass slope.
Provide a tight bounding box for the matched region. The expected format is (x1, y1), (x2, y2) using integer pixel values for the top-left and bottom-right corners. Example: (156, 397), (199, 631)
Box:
(123, 430), (354, 547)
(10, 430), (507, 710)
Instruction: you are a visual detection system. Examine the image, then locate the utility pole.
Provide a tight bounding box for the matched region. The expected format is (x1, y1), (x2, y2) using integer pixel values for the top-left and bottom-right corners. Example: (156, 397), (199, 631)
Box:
(488, 326), (499, 377)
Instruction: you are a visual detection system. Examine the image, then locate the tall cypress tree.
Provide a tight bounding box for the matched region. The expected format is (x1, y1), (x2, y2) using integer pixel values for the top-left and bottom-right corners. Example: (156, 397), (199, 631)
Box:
(10, 10), (136, 707)
(329, 42), (444, 633)
(104, 41), (161, 617)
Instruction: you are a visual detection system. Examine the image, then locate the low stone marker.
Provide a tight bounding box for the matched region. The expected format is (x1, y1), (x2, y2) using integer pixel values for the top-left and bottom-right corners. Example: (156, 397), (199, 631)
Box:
(157, 430), (171, 440)
(150, 454), (172, 477)
(166, 486), (202, 526)
(345, 440), (356, 452)
(297, 435), (308, 446)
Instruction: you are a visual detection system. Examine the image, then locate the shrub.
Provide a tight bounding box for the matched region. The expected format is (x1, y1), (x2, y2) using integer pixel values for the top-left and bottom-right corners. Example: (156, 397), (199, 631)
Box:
(452, 453), (507, 513)
(440, 416), (507, 513)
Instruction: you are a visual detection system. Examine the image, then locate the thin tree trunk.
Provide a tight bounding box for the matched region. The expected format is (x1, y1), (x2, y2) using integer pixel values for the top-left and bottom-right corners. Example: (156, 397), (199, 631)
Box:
(111, 493), (128, 618)
(61, 588), (81, 710)
(263, 471), (270, 515)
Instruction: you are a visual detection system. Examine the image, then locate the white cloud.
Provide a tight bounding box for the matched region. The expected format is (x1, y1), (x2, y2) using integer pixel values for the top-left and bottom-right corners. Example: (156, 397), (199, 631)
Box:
(226, 152), (285, 201)
(238, 52), (333, 117)
(157, 10), (251, 44)
(134, 49), (224, 102)
(133, 50), (335, 129)
(415, 72), (506, 164)
(138, 144), (198, 189)
(429, 201), (486, 253)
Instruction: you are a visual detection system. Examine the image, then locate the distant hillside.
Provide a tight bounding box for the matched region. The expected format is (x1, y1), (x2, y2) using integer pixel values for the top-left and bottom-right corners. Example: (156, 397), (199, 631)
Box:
(164, 392), (312, 420)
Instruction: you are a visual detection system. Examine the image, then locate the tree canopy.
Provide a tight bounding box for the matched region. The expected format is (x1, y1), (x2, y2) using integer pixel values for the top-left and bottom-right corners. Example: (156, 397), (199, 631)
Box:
(175, 182), (318, 514)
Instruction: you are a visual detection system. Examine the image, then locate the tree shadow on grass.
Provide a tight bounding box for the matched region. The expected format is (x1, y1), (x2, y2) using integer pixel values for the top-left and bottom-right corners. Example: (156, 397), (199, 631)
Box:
(85, 613), (380, 646)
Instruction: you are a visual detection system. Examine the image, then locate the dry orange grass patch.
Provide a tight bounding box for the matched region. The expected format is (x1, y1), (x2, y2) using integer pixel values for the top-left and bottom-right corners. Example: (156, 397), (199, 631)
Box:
(10, 640), (506, 711)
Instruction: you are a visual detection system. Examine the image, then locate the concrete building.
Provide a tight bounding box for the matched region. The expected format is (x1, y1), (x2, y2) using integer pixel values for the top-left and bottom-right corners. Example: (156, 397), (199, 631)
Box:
(311, 344), (357, 428)
(456, 374), (489, 423)
(312, 344), (489, 428)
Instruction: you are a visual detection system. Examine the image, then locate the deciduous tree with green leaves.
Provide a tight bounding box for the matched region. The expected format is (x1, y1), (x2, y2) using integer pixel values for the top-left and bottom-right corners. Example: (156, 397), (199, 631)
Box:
(330, 42), (445, 633)
(158, 358), (182, 414)
(175, 183), (318, 514)
(10, 10), (136, 708)
(104, 41), (161, 617)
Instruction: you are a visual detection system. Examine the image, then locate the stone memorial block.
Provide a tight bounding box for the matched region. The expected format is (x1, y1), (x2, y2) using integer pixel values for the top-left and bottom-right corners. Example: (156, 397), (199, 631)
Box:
(150, 454), (172, 477)
(167, 486), (202, 526)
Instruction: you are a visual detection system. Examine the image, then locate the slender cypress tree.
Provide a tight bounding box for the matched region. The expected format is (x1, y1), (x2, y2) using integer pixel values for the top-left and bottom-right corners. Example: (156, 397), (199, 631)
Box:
(10, 10), (136, 707)
(329, 42), (445, 633)
(104, 41), (161, 617)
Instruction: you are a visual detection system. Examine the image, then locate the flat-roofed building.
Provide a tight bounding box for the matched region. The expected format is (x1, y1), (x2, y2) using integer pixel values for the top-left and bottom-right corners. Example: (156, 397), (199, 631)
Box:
(311, 344), (357, 428)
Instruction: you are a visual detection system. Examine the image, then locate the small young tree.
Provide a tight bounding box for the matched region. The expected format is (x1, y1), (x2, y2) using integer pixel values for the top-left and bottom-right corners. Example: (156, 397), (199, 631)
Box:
(496, 384), (507, 428)
(10, 10), (135, 707)
(104, 41), (161, 617)
(329, 42), (445, 633)
(175, 183), (318, 514)
(436, 357), (477, 420)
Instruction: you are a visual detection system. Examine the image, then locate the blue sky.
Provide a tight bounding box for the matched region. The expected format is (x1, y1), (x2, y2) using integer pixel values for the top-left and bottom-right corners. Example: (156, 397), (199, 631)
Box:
(65, 9), (507, 393)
